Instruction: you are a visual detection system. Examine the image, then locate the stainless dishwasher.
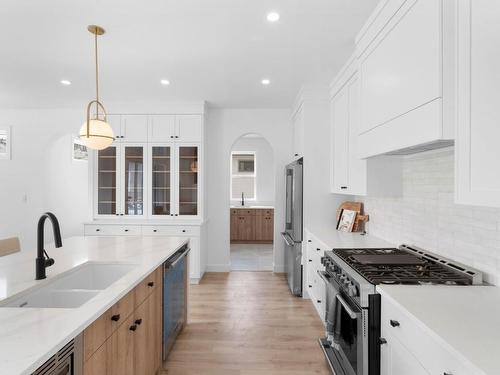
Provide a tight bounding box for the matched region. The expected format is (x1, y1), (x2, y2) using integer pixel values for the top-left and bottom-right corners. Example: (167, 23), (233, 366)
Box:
(163, 244), (190, 360)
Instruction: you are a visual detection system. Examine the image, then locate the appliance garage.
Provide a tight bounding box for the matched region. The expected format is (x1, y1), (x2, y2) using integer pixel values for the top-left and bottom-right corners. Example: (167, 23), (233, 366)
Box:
(318, 245), (483, 375)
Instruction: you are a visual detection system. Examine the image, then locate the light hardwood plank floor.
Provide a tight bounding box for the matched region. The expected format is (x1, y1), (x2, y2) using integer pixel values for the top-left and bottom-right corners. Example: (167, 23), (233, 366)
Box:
(161, 272), (331, 375)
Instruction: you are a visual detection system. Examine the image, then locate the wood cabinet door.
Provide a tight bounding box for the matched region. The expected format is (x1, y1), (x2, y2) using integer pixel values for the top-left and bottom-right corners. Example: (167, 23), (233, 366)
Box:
(230, 211), (239, 240)
(106, 314), (136, 375)
(263, 215), (274, 241)
(133, 299), (150, 375)
(238, 215), (255, 241)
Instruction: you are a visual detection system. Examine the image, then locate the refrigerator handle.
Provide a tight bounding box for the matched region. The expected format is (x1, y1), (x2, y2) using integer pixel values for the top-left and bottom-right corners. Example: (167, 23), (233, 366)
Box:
(281, 232), (295, 247)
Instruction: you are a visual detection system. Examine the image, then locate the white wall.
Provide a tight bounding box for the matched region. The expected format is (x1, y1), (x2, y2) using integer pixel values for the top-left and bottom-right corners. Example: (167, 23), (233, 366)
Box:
(230, 136), (274, 206)
(0, 109), (89, 253)
(206, 108), (292, 272)
(357, 148), (500, 285)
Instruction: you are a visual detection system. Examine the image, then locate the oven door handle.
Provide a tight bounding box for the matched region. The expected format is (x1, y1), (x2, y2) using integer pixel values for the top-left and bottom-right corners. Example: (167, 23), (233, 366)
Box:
(336, 294), (358, 320)
(317, 270), (331, 284)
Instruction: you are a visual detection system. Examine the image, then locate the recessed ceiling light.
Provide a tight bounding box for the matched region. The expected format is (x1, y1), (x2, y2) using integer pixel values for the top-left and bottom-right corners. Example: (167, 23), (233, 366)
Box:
(160, 79), (170, 85)
(60, 80), (71, 86)
(267, 12), (280, 22)
(261, 79), (271, 86)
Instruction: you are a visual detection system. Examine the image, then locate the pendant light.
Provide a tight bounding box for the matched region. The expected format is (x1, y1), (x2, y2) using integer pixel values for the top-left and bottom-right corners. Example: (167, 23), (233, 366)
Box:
(79, 25), (114, 150)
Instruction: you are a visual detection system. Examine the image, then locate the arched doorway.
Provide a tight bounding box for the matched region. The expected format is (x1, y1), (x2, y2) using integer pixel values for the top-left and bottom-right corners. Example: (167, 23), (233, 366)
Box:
(228, 133), (275, 271)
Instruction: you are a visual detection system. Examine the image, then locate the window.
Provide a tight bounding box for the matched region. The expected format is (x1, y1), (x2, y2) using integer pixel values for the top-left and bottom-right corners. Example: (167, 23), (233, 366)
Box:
(231, 152), (256, 200)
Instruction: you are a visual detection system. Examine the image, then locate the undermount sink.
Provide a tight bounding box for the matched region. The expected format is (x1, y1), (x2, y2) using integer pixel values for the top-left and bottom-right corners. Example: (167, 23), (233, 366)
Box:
(0, 262), (136, 309)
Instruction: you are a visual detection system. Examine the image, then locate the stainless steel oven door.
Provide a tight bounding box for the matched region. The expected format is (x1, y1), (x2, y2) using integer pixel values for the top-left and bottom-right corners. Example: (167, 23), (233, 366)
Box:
(319, 271), (364, 375)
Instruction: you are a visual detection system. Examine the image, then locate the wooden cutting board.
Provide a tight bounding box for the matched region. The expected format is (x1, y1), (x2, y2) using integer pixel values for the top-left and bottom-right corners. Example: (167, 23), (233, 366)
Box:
(336, 202), (369, 232)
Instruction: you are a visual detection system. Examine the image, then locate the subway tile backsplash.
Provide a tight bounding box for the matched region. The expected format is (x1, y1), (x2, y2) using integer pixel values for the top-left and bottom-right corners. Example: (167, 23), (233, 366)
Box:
(356, 148), (500, 285)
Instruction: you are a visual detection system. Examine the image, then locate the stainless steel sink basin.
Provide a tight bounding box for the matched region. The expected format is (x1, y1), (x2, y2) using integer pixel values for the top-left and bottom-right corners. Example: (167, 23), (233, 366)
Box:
(0, 262), (136, 308)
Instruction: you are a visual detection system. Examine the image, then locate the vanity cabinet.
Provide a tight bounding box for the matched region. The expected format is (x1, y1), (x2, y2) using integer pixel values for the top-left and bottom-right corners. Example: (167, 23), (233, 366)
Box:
(230, 208), (273, 243)
(83, 267), (162, 375)
(456, 0), (500, 208)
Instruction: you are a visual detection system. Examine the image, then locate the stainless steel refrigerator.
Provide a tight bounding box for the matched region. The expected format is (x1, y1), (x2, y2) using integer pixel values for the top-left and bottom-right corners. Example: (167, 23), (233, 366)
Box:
(281, 158), (303, 296)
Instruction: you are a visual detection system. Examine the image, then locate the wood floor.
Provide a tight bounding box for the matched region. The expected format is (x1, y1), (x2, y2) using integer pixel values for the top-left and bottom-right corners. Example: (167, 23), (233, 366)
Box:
(161, 272), (331, 375)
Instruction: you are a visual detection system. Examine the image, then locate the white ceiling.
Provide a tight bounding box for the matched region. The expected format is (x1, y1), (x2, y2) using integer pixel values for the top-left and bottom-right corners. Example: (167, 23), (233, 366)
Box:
(0, 0), (379, 109)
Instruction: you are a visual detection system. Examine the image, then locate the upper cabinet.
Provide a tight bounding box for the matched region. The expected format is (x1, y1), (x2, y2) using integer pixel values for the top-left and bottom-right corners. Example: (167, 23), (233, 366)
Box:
(456, 0), (500, 207)
(92, 113), (204, 220)
(330, 56), (401, 197)
(356, 0), (456, 158)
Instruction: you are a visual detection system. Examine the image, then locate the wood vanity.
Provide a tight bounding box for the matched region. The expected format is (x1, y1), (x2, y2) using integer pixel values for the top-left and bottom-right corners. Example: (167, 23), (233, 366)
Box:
(230, 208), (274, 243)
(83, 267), (163, 375)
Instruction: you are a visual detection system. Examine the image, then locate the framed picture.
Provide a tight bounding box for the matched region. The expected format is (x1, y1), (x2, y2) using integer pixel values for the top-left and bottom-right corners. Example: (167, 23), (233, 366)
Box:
(72, 136), (88, 162)
(0, 126), (11, 160)
(336, 209), (357, 232)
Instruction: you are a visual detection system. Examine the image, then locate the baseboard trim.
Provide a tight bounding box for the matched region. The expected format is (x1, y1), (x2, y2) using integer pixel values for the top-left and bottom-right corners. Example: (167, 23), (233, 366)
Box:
(273, 264), (285, 273)
(206, 264), (231, 272)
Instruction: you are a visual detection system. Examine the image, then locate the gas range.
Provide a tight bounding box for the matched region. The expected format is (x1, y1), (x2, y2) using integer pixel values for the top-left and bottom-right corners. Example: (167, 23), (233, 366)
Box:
(318, 245), (483, 375)
(321, 244), (482, 308)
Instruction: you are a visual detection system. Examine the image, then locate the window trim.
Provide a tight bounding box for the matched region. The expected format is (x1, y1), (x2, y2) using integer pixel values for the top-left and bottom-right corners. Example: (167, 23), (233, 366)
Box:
(230, 151), (257, 201)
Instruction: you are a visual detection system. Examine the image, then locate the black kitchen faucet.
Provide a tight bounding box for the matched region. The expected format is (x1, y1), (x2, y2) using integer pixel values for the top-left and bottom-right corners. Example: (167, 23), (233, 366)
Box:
(36, 212), (62, 280)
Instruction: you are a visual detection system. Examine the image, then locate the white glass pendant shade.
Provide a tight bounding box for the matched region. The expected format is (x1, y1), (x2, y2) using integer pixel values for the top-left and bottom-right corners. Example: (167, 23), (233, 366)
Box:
(79, 119), (114, 150)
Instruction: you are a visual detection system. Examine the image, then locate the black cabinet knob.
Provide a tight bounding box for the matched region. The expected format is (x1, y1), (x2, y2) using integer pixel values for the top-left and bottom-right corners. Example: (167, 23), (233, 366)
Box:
(340, 186), (348, 190)
(379, 338), (387, 345)
(390, 320), (400, 327)
(308, 240), (312, 243)
(316, 248), (321, 251)
(124, 229), (129, 232)
(111, 314), (120, 322)
(317, 300), (321, 304)
(308, 285), (312, 288)
(308, 259), (312, 262)
(170, 135), (174, 138)
(135, 318), (142, 325)
(148, 281), (154, 287)
(129, 325), (137, 331)
(153, 229), (157, 232)
(96, 229), (100, 232)
(182, 229), (186, 233)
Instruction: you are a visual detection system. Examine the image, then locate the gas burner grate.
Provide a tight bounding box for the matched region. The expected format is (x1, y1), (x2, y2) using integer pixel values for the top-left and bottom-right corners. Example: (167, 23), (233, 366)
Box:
(331, 247), (473, 285)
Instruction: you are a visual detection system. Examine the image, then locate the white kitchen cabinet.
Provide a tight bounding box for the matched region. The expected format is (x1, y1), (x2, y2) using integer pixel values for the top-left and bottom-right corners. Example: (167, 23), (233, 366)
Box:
(356, 0), (455, 158)
(304, 230), (326, 323)
(291, 104), (305, 158)
(91, 112), (204, 220)
(176, 115), (202, 143)
(380, 332), (430, 375)
(94, 144), (147, 218)
(84, 223), (205, 284)
(456, 0), (500, 208)
(380, 292), (477, 375)
(329, 56), (401, 197)
(121, 115), (149, 142)
(149, 115), (176, 142)
(330, 71), (367, 195)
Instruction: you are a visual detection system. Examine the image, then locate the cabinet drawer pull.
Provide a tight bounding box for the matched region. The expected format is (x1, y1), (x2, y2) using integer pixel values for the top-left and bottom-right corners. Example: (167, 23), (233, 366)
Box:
(308, 240), (312, 243)
(390, 320), (400, 327)
(308, 285), (312, 288)
(316, 248), (321, 251)
(153, 229), (157, 233)
(340, 186), (348, 190)
(95, 229), (100, 232)
(308, 259), (312, 262)
(379, 338), (387, 345)
(124, 229), (129, 232)
(147, 281), (155, 287)
(111, 314), (121, 322)
(135, 318), (142, 325)
(129, 324), (137, 331)
(444, 373), (453, 375)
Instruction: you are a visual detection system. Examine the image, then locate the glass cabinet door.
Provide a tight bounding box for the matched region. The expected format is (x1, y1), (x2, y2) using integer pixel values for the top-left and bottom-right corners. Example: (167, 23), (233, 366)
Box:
(151, 146), (172, 216)
(178, 146), (198, 216)
(123, 146), (144, 216)
(97, 147), (118, 215)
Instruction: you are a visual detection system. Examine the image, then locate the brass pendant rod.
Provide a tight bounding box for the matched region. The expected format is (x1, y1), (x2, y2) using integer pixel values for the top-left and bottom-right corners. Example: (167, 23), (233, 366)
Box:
(95, 32), (99, 116)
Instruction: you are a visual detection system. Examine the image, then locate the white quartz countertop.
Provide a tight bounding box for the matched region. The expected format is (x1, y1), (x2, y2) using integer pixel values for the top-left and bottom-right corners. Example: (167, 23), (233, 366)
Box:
(0, 236), (188, 375)
(377, 284), (500, 375)
(305, 224), (395, 249)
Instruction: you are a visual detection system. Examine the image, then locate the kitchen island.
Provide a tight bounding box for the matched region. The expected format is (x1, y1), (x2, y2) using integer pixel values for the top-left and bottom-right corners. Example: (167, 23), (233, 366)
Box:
(0, 236), (188, 375)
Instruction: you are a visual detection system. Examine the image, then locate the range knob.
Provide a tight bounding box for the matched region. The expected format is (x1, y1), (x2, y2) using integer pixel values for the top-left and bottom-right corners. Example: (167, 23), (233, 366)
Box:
(347, 283), (358, 297)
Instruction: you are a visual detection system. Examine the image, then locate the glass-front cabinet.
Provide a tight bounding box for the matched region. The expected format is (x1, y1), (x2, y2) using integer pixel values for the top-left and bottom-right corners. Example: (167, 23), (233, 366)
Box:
(95, 144), (146, 218)
(150, 145), (173, 217)
(94, 143), (200, 219)
(97, 147), (118, 215)
(177, 146), (199, 216)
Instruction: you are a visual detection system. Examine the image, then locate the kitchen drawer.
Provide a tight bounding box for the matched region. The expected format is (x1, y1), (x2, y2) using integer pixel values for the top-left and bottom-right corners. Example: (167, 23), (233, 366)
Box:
(381, 296), (473, 375)
(83, 289), (135, 361)
(142, 225), (200, 237)
(134, 267), (162, 308)
(84, 224), (142, 236)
